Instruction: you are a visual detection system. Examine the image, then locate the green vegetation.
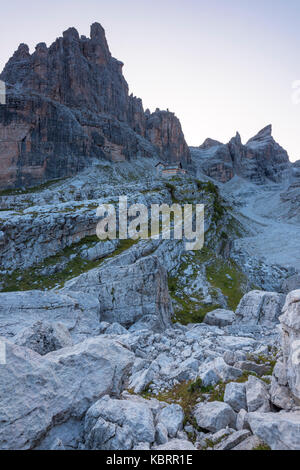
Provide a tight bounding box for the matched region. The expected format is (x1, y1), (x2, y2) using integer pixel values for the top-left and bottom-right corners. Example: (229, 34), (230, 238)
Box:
(1, 237), (137, 292)
(0, 178), (68, 197)
(252, 443), (272, 451)
(165, 182), (179, 203)
(206, 257), (247, 310)
(168, 246), (247, 324)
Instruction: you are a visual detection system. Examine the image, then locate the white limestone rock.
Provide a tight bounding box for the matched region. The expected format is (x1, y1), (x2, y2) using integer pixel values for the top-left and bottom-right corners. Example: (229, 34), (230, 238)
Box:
(156, 404), (184, 438)
(13, 320), (73, 355)
(203, 309), (235, 327)
(63, 255), (173, 331)
(194, 401), (236, 432)
(152, 439), (196, 450)
(279, 290), (300, 403)
(235, 290), (285, 325)
(248, 411), (300, 450)
(0, 337), (134, 450)
(0, 290), (100, 343)
(246, 376), (271, 412)
(84, 395), (156, 450)
(224, 382), (247, 412)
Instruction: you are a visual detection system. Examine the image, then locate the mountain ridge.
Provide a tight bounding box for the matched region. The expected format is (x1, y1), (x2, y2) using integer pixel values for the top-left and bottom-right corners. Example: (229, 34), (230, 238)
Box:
(0, 22), (190, 190)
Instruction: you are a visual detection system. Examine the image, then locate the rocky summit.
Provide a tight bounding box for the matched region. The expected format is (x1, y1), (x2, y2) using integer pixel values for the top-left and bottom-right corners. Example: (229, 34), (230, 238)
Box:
(0, 23), (190, 190)
(0, 22), (299, 452)
(191, 125), (291, 184)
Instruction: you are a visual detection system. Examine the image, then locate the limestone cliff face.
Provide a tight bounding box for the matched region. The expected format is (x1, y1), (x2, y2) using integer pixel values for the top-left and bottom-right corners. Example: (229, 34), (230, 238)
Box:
(0, 23), (190, 189)
(145, 110), (190, 164)
(192, 125), (291, 184)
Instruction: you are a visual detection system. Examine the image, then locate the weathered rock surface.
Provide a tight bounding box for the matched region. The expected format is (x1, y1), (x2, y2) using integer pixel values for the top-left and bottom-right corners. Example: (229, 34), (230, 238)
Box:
(245, 376), (271, 413)
(152, 439), (196, 450)
(224, 382), (247, 412)
(0, 23), (190, 190)
(198, 357), (242, 387)
(64, 255), (173, 331)
(0, 337), (134, 449)
(84, 395), (156, 450)
(232, 434), (265, 450)
(0, 290), (100, 342)
(234, 290), (285, 325)
(279, 290), (300, 403)
(203, 308), (235, 327)
(191, 125), (291, 184)
(12, 320), (73, 354)
(156, 404), (184, 438)
(248, 411), (300, 450)
(194, 401), (236, 432)
(214, 430), (251, 450)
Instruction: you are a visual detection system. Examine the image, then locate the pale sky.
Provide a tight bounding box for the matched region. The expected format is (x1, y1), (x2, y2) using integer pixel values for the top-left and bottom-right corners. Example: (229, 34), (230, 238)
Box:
(1, 0), (300, 161)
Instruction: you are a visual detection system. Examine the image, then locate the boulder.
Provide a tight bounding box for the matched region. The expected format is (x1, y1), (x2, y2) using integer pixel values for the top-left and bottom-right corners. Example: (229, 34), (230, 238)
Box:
(80, 240), (119, 261)
(214, 430), (251, 450)
(0, 337), (134, 450)
(281, 275), (300, 294)
(0, 290), (100, 343)
(105, 323), (128, 335)
(232, 435), (265, 450)
(13, 320), (73, 355)
(198, 357), (242, 387)
(279, 290), (300, 403)
(64, 255), (173, 331)
(270, 376), (295, 411)
(84, 395), (156, 450)
(236, 409), (249, 431)
(194, 401), (236, 432)
(248, 411), (300, 450)
(234, 290), (285, 325)
(203, 309), (235, 327)
(152, 439), (196, 450)
(245, 376), (271, 412)
(155, 423), (168, 445)
(156, 404), (184, 438)
(224, 382), (247, 412)
(234, 360), (271, 377)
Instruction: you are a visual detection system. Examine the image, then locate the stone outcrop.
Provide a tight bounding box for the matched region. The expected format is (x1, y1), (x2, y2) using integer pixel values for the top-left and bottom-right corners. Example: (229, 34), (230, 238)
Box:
(247, 411), (300, 450)
(0, 290), (101, 342)
(63, 255), (173, 331)
(13, 320), (73, 355)
(0, 337), (134, 449)
(234, 290), (285, 326)
(192, 125), (291, 184)
(279, 290), (300, 404)
(0, 23), (190, 190)
(193, 401), (237, 432)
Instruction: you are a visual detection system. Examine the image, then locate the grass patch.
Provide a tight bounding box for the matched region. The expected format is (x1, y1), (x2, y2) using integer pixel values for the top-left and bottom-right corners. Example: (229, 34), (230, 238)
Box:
(206, 258), (247, 310)
(253, 443), (271, 451)
(1, 237), (137, 292)
(0, 178), (67, 197)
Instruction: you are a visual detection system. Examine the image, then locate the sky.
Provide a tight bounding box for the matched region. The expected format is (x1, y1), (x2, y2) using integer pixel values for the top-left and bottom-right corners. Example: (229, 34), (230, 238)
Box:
(1, 0), (300, 161)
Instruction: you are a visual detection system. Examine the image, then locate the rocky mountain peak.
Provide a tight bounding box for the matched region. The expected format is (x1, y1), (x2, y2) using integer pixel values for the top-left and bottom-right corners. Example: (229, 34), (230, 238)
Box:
(199, 138), (222, 150)
(0, 23), (190, 189)
(247, 124), (273, 145)
(192, 124), (291, 184)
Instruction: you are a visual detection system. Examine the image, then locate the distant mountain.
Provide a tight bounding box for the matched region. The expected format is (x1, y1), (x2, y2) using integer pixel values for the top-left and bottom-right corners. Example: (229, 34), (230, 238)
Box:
(0, 23), (190, 190)
(191, 125), (291, 184)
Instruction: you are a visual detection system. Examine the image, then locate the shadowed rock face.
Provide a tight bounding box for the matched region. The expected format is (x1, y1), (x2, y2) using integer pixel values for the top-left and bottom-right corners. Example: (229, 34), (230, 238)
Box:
(0, 23), (190, 189)
(192, 125), (291, 184)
